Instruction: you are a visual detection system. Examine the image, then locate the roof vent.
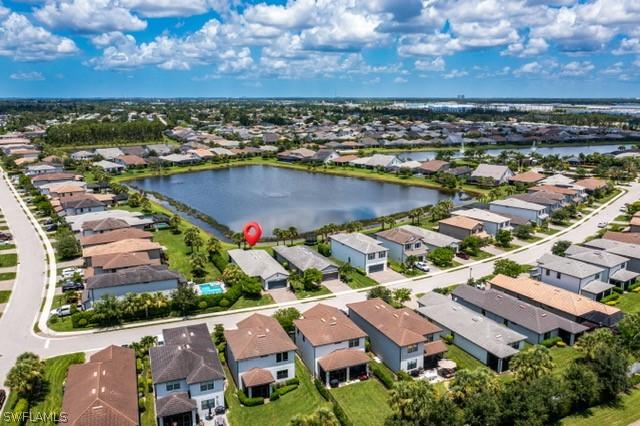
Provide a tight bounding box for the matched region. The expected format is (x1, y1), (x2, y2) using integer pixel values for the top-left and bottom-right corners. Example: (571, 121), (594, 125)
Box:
(495, 334), (502, 338)
(518, 305), (525, 309)
(320, 318), (326, 323)
(101, 386), (105, 393)
(257, 334), (266, 338)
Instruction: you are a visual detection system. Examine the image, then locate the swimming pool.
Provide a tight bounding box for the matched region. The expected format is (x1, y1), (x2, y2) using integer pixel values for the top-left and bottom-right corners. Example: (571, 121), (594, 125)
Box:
(198, 282), (225, 295)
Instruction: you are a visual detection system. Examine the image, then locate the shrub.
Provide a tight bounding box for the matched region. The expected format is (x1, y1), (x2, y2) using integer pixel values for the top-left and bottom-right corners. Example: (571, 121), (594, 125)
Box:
(271, 384), (298, 400)
(317, 242), (331, 257)
(269, 391), (280, 401)
(138, 398), (146, 412)
(396, 371), (413, 381)
(219, 299), (230, 308)
(198, 301), (207, 310)
(441, 334), (454, 344)
(541, 336), (562, 348)
(78, 318), (88, 327)
(556, 341), (567, 348)
(136, 358), (143, 373)
(601, 293), (620, 303)
(237, 390), (264, 406)
(49, 316), (59, 324)
(314, 378), (331, 400)
(629, 280), (640, 291)
(370, 362), (394, 389)
(613, 287), (624, 294)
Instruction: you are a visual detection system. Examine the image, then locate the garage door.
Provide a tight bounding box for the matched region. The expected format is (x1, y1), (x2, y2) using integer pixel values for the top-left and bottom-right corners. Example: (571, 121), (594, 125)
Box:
(322, 272), (339, 281)
(268, 279), (288, 289)
(368, 264), (384, 274)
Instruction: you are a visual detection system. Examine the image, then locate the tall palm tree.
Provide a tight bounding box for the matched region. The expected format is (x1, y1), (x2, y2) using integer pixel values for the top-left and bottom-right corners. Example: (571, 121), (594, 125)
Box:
(272, 228), (284, 245)
(183, 228), (202, 253)
(287, 226), (298, 245)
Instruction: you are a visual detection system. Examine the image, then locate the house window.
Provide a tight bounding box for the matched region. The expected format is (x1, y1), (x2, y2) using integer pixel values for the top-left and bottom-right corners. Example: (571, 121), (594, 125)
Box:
(165, 381), (181, 392)
(379, 252), (386, 259)
(545, 269), (550, 276)
(405, 244), (412, 250)
(415, 242), (421, 248)
(543, 332), (551, 340)
(277, 370), (289, 380)
(200, 381), (215, 392)
(201, 399), (216, 410)
(276, 352), (289, 363)
(556, 272), (561, 279)
(407, 359), (418, 370)
(348, 338), (359, 348)
(368, 253), (376, 260)
(407, 344), (419, 353)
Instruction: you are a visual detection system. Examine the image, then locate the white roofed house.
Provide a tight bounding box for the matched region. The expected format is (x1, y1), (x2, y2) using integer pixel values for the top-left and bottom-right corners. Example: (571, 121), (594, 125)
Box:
(470, 164), (514, 186)
(565, 245), (639, 290)
(95, 147), (125, 160)
(349, 154), (402, 170)
(451, 208), (512, 236)
(228, 249), (290, 290)
(273, 245), (339, 281)
(159, 153), (200, 165)
(94, 159), (125, 174)
(70, 150), (96, 161)
(329, 232), (388, 275)
(25, 163), (63, 176)
(489, 198), (548, 226)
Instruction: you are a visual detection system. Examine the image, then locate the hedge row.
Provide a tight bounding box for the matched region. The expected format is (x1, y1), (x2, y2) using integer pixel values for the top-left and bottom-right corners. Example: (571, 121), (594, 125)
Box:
(237, 390), (264, 407)
(314, 379), (352, 426)
(369, 362), (394, 389)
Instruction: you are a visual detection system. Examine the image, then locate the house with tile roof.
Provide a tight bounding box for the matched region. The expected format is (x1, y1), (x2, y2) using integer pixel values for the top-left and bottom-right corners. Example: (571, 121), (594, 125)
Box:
(437, 216), (487, 240)
(273, 245), (339, 281)
(228, 249), (290, 290)
(225, 314), (297, 399)
(61, 345), (138, 426)
(347, 298), (446, 372)
(150, 324), (225, 426)
(470, 164), (514, 186)
(294, 304), (369, 387)
(330, 232), (388, 274)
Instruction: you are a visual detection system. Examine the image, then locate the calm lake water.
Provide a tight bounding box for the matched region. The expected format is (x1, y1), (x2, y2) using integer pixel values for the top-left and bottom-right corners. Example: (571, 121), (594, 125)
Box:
(130, 165), (468, 236)
(397, 144), (632, 162)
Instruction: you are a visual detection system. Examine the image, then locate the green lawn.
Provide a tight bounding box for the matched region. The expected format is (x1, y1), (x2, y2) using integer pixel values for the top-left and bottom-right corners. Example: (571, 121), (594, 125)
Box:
(0, 244), (15, 251)
(152, 229), (221, 280)
(0, 253), (17, 268)
(561, 388), (640, 426)
(294, 285), (332, 299)
(0, 272), (15, 281)
(444, 344), (490, 372)
(0, 353), (85, 426)
(140, 356), (156, 426)
(615, 290), (640, 313)
(345, 270), (378, 289)
(226, 357), (329, 426)
(230, 294), (275, 310)
(331, 379), (392, 426)
(0, 290), (11, 303)
(470, 250), (493, 261)
(549, 346), (582, 376)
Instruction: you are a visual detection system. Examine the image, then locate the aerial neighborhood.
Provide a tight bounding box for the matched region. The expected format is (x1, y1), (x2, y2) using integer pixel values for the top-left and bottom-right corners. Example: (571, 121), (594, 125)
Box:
(1, 100), (640, 426)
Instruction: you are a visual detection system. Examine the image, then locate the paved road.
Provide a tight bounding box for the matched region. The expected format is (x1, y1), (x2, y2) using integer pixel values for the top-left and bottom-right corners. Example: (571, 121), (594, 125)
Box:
(0, 175), (637, 389)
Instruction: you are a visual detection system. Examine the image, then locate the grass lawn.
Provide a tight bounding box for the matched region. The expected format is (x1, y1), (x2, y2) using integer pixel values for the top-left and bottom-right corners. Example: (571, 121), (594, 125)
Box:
(614, 214), (630, 222)
(230, 294), (275, 310)
(331, 379), (392, 426)
(294, 285), (332, 299)
(444, 344), (490, 372)
(0, 244), (15, 251)
(615, 290), (640, 313)
(538, 227), (560, 235)
(140, 356), (156, 426)
(549, 346), (582, 376)
(0, 272), (15, 281)
(226, 357), (329, 426)
(152, 229), (221, 280)
(0, 353), (85, 426)
(0, 290), (11, 303)
(345, 270), (378, 289)
(0, 253), (17, 268)
(561, 388), (640, 426)
(470, 250), (493, 261)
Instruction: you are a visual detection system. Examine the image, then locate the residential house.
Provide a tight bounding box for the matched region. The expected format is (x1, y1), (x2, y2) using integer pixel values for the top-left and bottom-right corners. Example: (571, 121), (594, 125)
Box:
(294, 304), (369, 386)
(510, 191), (564, 214)
(418, 160), (450, 175)
(187, 149), (215, 161)
(210, 147), (235, 157)
(61, 195), (106, 216)
(61, 345), (138, 426)
(89, 252), (161, 276)
(437, 216), (487, 240)
(470, 164), (514, 186)
(533, 253), (613, 300)
(489, 198), (548, 226)
(277, 148), (316, 162)
(70, 150), (96, 161)
(630, 215), (640, 233)
(70, 211), (153, 234)
(509, 170), (545, 186)
(329, 232), (388, 274)
(575, 178), (608, 193)
(146, 143), (174, 155)
(444, 166), (473, 178)
(351, 154), (402, 170)
(228, 249), (289, 289)
(309, 149), (339, 164)
(397, 224), (461, 252)
(31, 172), (81, 188)
(540, 174), (575, 186)
(347, 299), (446, 372)
(488, 274), (623, 327)
(603, 231), (640, 246)
(80, 228), (153, 248)
(452, 285), (588, 345)
(94, 160), (125, 174)
(48, 183), (87, 199)
(25, 163), (63, 176)
(121, 146), (148, 157)
(530, 185), (585, 203)
(95, 147), (125, 160)
(451, 208), (512, 236)
(330, 154), (359, 165)
(417, 292), (526, 373)
(566, 245), (638, 290)
(273, 245), (339, 281)
(115, 155), (147, 168)
(150, 324), (225, 426)
(80, 217), (133, 236)
(375, 226), (429, 263)
(159, 153), (199, 165)
(263, 132), (280, 144)
(225, 314), (297, 398)
(83, 239), (163, 267)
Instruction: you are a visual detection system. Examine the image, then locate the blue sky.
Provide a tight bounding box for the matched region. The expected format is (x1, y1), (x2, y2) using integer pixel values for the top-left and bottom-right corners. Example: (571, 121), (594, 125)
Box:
(1, 0), (639, 98)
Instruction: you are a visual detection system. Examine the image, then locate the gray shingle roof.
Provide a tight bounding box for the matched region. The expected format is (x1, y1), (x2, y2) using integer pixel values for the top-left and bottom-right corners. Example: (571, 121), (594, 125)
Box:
(581, 280), (615, 295)
(584, 239), (640, 260)
(452, 208), (511, 224)
(566, 248), (629, 268)
(228, 249), (289, 281)
(417, 292), (526, 358)
(537, 253), (604, 279)
(490, 198), (546, 211)
(399, 225), (460, 248)
(86, 265), (185, 289)
(452, 285), (588, 335)
(471, 164), (512, 180)
(150, 323), (224, 385)
(330, 232), (388, 254)
(272, 245), (337, 273)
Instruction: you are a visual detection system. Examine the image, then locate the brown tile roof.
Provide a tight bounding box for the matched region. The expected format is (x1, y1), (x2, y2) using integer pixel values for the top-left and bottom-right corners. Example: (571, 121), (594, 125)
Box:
(91, 252), (158, 270)
(575, 178), (607, 191)
(49, 184), (86, 195)
(603, 231), (640, 245)
(530, 185), (578, 196)
(225, 313), (296, 361)
(419, 160), (449, 173)
(61, 194), (105, 209)
(241, 368), (276, 388)
(80, 228), (153, 247)
(376, 227), (421, 245)
(294, 304), (366, 346)
(317, 349), (369, 372)
(155, 393), (196, 418)
(439, 215), (483, 230)
(116, 154), (147, 166)
(347, 298), (441, 347)
(83, 238), (162, 258)
(61, 345), (138, 426)
(31, 172), (79, 182)
(425, 340), (448, 356)
(488, 274), (620, 318)
(331, 154), (359, 164)
(509, 171), (545, 184)
(82, 218), (130, 232)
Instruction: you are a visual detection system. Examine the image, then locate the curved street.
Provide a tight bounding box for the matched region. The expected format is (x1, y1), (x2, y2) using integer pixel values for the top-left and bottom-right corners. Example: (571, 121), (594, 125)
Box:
(0, 173), (637, 387)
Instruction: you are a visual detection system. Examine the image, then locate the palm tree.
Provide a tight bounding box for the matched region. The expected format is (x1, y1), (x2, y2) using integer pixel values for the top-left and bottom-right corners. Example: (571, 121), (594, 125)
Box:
(206, 237), (222, 261)
(272, 228), (284, 245)
(4, 352), (45, 407)
(231, 232), (245, 249)
(183, 228), (203, 253)
(510, 345), (555, 382)
(287, 226), (298, 245)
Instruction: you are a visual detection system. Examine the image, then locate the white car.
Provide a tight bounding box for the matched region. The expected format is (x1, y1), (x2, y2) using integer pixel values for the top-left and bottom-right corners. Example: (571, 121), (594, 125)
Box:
(50, 305), (72, 317)
(597, 222), (608, 228)
(414, 261), (430, 272)
(61, 268), (83, 279)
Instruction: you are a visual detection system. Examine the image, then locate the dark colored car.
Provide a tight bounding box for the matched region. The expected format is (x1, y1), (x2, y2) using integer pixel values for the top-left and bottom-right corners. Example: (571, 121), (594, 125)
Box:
(0, 233), (11, 241)
(45, 224), (58, 232)
(0, 389), (5, 411)
(456, 252), (470, 260)
(214, 406), (226, 415)
(61, 281), (84, 292)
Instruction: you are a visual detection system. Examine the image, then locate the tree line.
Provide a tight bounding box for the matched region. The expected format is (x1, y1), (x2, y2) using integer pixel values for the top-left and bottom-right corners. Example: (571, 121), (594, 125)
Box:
(45, 119), (165, 146)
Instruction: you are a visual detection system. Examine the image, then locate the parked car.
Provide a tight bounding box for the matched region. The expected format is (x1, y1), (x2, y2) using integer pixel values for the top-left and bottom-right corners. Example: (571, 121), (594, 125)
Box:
(0, 389), (5, 411)
(61, 281), (84, 292)
(61, 268), (83, 279)
(44, 224), (58, 232)
(50, 305), (73, 317)
(597, 222), (607, 228)
(414, 261), (430, 272)
(0, 232), (11, 241)
(214, 406), (226, 415)
(456, 252), (470, 260)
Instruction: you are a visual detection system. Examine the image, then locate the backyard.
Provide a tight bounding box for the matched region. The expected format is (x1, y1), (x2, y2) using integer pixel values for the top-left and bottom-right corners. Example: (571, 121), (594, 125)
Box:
(561, 388), (640, 426)
(331, 379), (392, 426)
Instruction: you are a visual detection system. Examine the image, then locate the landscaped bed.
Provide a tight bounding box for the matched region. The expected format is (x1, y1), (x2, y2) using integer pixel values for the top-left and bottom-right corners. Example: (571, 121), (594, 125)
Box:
(330, 379), (392, 426)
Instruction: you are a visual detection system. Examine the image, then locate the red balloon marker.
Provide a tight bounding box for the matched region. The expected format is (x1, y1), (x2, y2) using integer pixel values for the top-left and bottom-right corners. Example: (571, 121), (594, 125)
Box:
(243, 222), (263, 247)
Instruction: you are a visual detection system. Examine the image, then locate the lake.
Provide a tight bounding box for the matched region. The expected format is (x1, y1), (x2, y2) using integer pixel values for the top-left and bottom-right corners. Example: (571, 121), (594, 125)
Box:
(397, 143), (633, 162)
(130, 165), (468, 236)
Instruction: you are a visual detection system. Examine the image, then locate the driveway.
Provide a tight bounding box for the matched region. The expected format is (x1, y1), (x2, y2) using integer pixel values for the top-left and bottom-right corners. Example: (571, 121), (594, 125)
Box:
(323, 279), (351, 293)
(369, 269), (405, 284)
(483, 245), (506, 256)
(268, 287), (297, 303)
